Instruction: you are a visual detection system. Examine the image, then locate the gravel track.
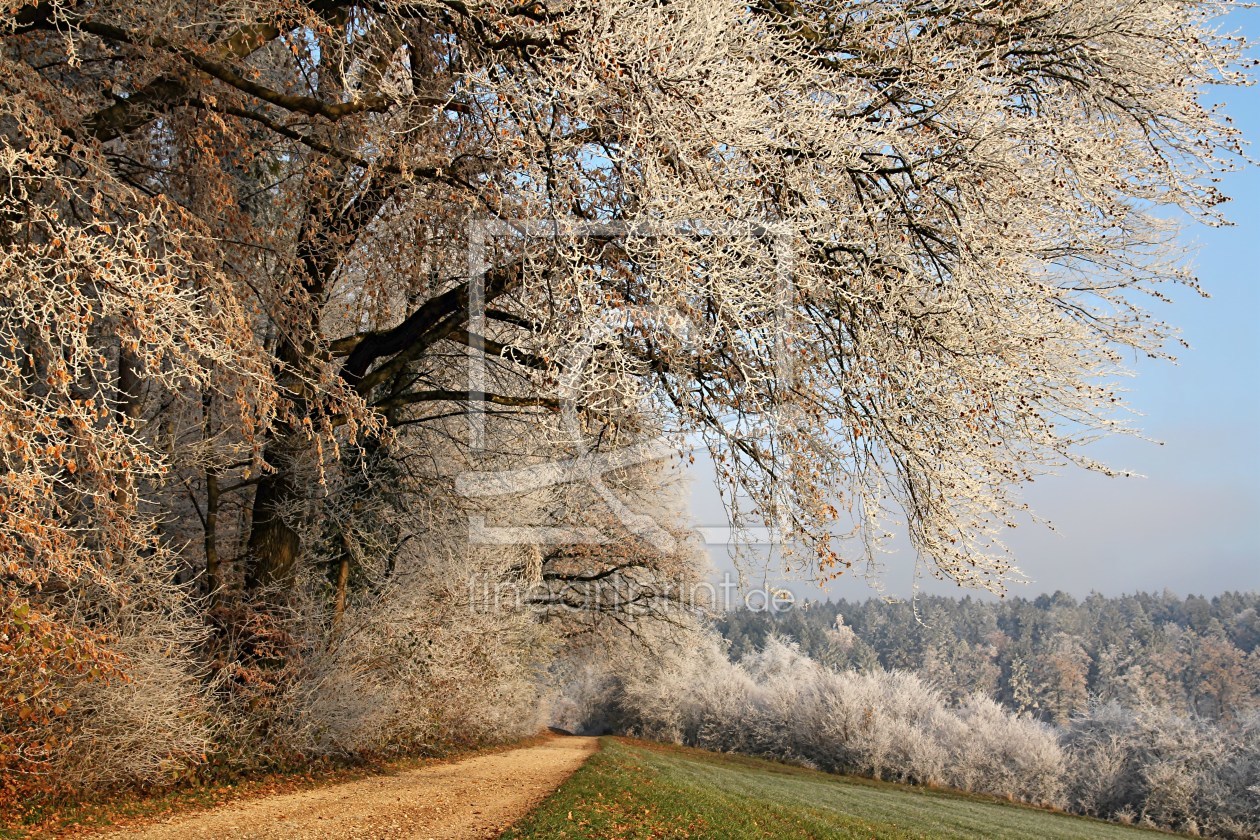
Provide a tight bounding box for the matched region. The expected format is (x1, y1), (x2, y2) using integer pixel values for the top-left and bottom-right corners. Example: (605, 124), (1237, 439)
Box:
(96, 735), (598, 840)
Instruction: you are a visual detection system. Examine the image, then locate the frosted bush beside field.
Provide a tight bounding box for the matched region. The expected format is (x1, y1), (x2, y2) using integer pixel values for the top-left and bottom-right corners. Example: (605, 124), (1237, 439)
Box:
(952, 695), (1066, 806)
(590, 632), (1256, 836)
(551, 660), (621, 736)
(609, 635), (1067, 806)
(48, 539), (555, 789)
(1220, 712), (1260, 834)
(1065, 703), (1260, 838)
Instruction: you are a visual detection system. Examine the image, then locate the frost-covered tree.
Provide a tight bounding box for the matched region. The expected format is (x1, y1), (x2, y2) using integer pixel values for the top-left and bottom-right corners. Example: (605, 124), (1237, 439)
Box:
(5, 0), (1250, 602)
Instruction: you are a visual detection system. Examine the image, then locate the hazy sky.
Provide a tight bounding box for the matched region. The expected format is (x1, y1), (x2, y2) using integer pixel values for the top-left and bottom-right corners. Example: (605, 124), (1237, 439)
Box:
(686, 8), (1260, 602)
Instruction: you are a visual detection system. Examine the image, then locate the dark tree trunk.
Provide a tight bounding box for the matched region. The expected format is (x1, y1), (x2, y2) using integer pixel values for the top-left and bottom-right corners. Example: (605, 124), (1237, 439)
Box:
(331, 533), (351, 626)
(245, 440), (302, 591)
(117, 346), (144, 422)
(202, 393), (222, 607)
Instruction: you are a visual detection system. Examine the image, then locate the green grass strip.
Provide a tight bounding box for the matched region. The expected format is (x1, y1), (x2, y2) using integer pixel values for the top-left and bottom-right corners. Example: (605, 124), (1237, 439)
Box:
(504, 738), (1175, 840)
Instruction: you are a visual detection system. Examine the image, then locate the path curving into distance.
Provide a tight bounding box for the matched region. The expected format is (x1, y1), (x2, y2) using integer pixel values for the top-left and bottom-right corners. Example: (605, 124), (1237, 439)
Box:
(96, 735), (598, 840)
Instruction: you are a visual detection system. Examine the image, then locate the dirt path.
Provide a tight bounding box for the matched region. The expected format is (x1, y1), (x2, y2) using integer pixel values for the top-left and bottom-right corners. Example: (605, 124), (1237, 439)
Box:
(96, 735), (598, 840)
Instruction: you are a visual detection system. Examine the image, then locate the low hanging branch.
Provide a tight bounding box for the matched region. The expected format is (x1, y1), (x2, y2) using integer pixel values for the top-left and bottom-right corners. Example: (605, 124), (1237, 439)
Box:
(372, 389), (559, 411)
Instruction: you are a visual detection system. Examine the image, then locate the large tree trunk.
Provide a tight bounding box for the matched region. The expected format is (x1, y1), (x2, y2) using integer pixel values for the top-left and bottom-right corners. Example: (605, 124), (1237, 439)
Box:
(243, 327), (315, 594)
(202, 393), (223, 606)
(244, 333), (312, 593)
(245, 461), (301, 591)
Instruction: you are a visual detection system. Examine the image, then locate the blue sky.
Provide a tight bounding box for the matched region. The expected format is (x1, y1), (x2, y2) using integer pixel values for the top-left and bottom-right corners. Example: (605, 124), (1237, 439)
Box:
(689, 8), (1260, 601)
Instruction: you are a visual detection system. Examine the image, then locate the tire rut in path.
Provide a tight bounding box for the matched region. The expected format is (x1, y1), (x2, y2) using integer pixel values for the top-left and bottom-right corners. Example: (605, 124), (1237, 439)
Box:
(97, 735), (598, 840)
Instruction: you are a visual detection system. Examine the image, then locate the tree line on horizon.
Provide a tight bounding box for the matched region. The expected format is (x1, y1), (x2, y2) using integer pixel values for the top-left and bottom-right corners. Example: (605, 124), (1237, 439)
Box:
(718, 590), (1260, 723)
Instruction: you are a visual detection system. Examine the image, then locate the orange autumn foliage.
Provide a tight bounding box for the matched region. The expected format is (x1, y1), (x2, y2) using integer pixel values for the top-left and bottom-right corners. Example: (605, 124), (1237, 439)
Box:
(0, 594), (119, 812)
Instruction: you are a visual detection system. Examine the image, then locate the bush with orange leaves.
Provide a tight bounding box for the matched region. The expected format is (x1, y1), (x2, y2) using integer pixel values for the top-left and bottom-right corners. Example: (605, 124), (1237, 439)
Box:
(0, 596), (117, 811)
(0, 51), (272, 813)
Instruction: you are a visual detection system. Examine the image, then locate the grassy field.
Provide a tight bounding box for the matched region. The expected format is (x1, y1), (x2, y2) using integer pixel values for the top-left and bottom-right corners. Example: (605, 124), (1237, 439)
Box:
(504, 738), (1171, 840)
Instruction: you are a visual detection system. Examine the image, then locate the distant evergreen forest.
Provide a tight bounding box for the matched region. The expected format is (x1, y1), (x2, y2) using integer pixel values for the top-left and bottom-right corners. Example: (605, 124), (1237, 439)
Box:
(716, 592), (1260, 722)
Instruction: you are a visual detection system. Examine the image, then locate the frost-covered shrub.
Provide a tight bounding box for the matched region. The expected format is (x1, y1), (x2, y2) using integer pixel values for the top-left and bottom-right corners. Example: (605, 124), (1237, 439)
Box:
(276, 547), (553, 759)
(562, 625), (1257, 837)
(606, 633), (1066, 806)
(550, 658), (622, 735)
(553, 613), (1260, 838)
(1065, 703), (1260, 838)
(56, 553), (214, 790)
(951, 695), (1066, 805)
